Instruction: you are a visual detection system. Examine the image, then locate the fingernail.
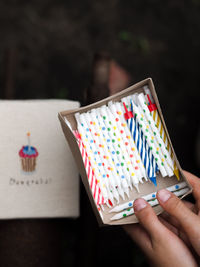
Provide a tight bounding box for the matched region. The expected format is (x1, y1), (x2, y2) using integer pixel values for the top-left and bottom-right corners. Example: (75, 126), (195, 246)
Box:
(134, 198), (147, 212)
(157, 189), (171, 203)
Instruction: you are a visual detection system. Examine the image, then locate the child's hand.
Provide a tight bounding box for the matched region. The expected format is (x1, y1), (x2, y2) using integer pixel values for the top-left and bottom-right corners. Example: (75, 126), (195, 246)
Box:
(123, 171), (200, 267)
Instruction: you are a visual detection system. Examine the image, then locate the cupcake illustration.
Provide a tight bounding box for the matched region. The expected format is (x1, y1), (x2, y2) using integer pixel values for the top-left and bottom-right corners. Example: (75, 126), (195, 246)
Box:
(19, 132), (39, 172)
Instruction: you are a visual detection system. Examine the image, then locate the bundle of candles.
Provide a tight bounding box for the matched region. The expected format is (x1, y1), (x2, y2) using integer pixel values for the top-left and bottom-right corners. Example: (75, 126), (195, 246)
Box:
(66, 87), (189, 221)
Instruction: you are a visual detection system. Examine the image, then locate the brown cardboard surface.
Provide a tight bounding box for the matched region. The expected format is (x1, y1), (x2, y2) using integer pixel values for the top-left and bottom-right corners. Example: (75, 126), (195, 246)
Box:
(58, 78), (192, 226)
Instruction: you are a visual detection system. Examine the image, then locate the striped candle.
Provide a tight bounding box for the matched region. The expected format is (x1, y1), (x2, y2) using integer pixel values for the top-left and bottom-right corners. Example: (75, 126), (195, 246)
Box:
(137, 93), (174, 170)
(74, 130), (106, 206)
(122, 98), (158, 186)
(146, 93), (180, 180)
(129, 98), (173, 177)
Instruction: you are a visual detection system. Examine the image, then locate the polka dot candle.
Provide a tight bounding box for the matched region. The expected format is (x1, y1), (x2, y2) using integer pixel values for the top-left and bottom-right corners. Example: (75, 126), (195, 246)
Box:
(115, 102), (148, 181)
(106, 104), (141, 191)
(108, 101), (144, 184)
(84, 111), (125, 201)
(75, 113), (115, 204)
(93, 108), (130, 197)
(99, 105), (137, 192)
(110, 182), (189, 220)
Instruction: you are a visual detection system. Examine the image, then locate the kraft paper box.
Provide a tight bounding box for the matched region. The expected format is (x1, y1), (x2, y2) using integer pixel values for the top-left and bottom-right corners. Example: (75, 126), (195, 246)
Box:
(0, 99), (80, 219)
(58, 78), (192, 226)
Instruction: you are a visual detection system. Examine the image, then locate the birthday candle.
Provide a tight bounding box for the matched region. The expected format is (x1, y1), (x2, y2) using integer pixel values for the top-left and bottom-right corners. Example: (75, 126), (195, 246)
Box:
(129, 95), (159, 177)
(82, 112), (121, 202)
(106, 107), (140, 191)
(89, 110), (126, 200)
(78, 113), (122, 203)
(130, 95), (174, 177)
(109, 181), (187, 213)
(98, 106), (136, 192)
(122, 97), (158, 186)
(83, 112), (118, 190)
(137, 93), (174, 170)
(92, 109), (130, 198)
(75, 113), (115, 204)
(98, 106), (132, 193)
(129, 99), (173, 177)
(145, 90), (180, 180)
(99, 105), (139, 192)
(74, 130), (106, 206)
(108, 101), (144, 184)
(114, 102), (148, 181)
(110, 187), (189, 221)
(84, 111), (125, 201)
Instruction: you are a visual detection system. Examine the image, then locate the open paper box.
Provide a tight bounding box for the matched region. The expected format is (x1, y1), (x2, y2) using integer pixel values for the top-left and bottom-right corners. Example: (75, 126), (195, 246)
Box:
(58, 78), (192, 226)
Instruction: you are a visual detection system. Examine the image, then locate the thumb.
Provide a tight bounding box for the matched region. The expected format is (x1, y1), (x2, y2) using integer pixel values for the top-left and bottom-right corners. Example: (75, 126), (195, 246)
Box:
(134, 198), (168, 241)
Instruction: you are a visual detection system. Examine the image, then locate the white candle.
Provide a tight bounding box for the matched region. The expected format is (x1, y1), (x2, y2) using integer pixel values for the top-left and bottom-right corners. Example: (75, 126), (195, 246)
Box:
(110, 187), (189, 221)
(109, 181), (187, 213)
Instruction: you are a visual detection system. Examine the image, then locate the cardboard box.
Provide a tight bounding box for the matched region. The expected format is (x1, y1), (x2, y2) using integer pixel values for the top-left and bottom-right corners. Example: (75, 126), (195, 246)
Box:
(58, 78), (192, 226)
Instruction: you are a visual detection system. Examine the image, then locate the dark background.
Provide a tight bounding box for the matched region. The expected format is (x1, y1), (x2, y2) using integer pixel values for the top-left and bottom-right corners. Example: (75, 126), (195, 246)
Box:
(1, 0), (200, 266)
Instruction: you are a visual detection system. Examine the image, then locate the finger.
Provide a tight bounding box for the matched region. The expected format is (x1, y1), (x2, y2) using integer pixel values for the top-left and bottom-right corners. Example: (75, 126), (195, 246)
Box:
(183, 170), (200, 212)
(159, 214), (191, 246)
(123, 224), (152, 253)
(160, 201), (195, 230)
(157, 189), (200, 256)
(158, 216), (179, 235)
(133, 198), (169, 242)
(183, 200), (196, 210)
